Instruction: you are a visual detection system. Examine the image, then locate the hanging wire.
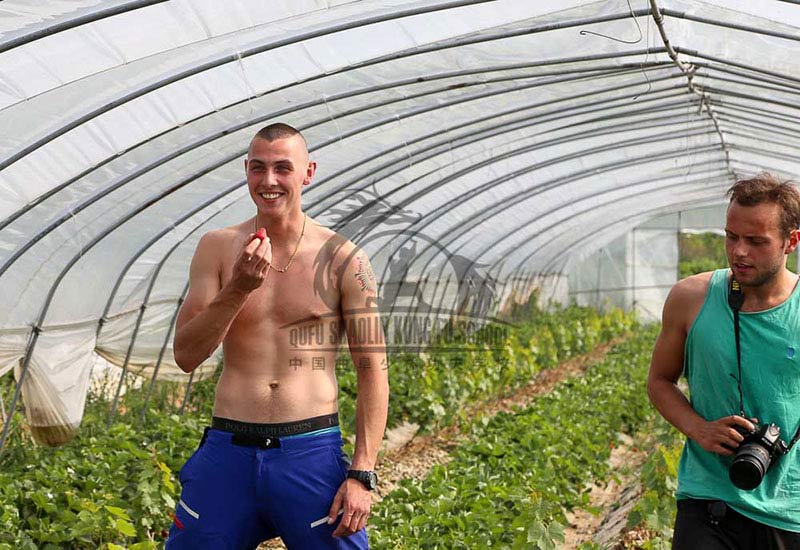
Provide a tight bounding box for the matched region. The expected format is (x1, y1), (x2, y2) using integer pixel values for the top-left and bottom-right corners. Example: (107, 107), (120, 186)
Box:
(648, 0), (734, 178)
(580, 0), (651, 100)
(636, 0), (652, 100)
(0, 391), (6, 428)
(579, 0), (643, 44)
(321, 93), (344, 142)
(235, 50), (257, 118)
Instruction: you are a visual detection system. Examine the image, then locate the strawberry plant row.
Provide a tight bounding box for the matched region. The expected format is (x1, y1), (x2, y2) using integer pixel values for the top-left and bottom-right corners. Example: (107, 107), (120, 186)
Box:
(337, 303), (636, 433)
(368, 326), (659, 550)
(0, 412), (198, 550)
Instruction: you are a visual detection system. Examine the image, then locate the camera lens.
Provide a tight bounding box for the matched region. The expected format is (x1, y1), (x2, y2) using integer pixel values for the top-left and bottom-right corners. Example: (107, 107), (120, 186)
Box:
(729, 443), (772, 490)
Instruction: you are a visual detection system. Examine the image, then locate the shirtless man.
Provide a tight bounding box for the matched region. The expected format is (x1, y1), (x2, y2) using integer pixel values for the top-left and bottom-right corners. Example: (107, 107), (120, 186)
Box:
(166, 123), (389, 550)
(648, 174), (800, 549)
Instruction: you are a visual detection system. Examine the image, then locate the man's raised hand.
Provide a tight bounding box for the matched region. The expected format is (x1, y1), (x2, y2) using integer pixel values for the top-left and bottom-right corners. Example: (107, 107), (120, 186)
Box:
(232, 227), (272, 291)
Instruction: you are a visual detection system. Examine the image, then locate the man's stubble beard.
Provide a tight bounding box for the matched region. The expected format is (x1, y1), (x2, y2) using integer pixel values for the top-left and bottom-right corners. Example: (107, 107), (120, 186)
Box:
(732, 256), (785, 289)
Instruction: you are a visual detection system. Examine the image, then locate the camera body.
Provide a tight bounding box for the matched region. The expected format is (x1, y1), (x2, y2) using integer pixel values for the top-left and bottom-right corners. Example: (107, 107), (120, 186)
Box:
(729, 422), (789, 490)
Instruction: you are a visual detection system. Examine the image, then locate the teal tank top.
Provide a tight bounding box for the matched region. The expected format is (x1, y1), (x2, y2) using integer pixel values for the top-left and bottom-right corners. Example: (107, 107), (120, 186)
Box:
(678, 268), (800, 531)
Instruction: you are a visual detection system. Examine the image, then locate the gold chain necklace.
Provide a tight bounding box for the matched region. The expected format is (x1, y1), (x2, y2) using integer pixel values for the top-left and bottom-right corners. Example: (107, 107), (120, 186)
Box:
(254, 213), (306, 273)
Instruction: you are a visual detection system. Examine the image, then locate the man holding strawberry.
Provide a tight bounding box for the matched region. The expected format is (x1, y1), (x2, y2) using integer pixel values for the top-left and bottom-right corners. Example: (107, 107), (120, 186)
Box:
(166, 123), (388, 549)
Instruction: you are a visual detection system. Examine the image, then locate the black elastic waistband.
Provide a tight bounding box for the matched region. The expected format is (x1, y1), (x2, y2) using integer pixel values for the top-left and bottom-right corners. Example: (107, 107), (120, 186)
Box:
(211, 413), (339, 438)
(677, 499), (731, 519)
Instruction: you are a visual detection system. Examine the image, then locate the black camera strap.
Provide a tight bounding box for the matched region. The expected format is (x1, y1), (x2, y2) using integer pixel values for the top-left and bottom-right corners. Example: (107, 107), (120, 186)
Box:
(728, 275), (800, 451)
(727, 276), (745, 417)
(790, 427), (800, 451)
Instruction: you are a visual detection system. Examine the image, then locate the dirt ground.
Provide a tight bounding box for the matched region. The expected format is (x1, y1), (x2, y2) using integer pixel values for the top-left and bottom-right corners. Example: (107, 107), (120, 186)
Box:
(562, 433), (648, 548)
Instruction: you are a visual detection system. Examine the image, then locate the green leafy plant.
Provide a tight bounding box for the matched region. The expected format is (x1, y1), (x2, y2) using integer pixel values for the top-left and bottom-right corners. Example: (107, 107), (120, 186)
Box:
(0, 408), (203, 549)
(625, 419), (683, 548)
(343, 304), (636, 435)
(368, 327), (659, 550)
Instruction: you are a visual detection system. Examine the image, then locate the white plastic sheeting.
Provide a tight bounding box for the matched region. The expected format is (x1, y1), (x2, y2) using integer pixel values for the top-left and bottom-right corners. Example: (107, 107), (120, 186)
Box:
(569, 220), (680, 322)
(1, 0), (800, 443)
(569, 204), (746, 322)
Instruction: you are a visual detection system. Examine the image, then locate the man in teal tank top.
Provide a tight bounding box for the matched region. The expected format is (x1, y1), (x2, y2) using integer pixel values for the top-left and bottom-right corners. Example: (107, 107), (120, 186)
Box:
(648, 173), (800, 549)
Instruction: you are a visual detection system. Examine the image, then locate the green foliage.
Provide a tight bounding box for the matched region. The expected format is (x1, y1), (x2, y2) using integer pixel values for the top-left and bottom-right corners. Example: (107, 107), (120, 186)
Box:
(0, 405), (205, 549)
(339, 304), (636, 434)
(625, 419), (684, 548)
(0, 303), (635, 548)
(369, 326), (660, 550)
(679, 233), (729, 279)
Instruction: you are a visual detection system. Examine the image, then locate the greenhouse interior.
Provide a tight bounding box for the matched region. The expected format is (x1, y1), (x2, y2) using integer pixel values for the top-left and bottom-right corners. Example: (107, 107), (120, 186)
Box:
(1, 1), (800, 548)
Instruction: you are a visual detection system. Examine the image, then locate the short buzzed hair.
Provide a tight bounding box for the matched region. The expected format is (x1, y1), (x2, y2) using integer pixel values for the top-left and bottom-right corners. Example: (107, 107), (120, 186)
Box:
(727, 173), (800, 237)
(254, 123), (306, 146)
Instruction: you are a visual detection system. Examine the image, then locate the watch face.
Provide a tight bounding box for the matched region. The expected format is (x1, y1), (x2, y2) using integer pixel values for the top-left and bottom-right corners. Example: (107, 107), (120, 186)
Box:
(349, 470), (378, 490)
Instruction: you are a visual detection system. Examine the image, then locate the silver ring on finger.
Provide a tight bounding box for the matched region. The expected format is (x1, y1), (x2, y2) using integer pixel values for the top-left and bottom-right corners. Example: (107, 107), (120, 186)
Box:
(245, 255), (252, 262)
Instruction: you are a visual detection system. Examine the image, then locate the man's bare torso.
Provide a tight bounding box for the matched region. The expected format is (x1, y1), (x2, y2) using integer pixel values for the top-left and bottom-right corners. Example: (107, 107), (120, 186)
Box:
(212, 218), (347, 423)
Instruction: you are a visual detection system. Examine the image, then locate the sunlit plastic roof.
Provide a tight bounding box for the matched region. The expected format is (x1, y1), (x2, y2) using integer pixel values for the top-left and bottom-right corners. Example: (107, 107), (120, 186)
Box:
(1, 0), (799, 418)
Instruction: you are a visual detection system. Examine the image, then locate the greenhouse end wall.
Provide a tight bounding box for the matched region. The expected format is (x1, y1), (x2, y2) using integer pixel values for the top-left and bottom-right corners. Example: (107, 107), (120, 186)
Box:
(569, 205), (729, 322)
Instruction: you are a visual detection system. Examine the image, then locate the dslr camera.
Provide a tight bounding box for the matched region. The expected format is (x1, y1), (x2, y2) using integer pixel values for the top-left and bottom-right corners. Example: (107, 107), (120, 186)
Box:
(729, 422), (789, 490)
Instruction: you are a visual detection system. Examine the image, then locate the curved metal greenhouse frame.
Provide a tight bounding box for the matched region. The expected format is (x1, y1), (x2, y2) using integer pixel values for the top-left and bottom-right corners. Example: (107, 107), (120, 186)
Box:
(2, 0), (799, 450)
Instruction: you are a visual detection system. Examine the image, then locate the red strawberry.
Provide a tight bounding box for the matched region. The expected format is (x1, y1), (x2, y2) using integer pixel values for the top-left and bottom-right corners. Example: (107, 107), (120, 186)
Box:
(255, 228), (267, 241)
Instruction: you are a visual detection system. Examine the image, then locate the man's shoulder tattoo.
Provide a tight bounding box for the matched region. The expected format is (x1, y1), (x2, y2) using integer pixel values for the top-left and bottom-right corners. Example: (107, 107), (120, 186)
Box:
(354, 253), (378, 295)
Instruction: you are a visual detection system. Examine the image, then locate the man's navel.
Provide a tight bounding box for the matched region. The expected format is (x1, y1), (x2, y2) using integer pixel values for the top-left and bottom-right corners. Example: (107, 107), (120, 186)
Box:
(269, 380), (280, 390)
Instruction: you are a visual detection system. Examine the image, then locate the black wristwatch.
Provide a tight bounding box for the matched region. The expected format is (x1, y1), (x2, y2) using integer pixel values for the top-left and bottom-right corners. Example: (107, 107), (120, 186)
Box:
(347, 469), (378, 491)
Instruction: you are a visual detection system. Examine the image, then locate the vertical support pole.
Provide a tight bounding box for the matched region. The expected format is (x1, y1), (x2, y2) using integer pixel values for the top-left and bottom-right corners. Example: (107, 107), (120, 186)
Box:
(595, 250), (603, 309)
(632, 227), (638, 314)
(108, 304), (147, 427)
(140, 290), (186, 423)
(179, 368), (197, 416)
(436, 274), (453, 332)
(499, 278), (512, 317)
(677, 211), (683, 282)
(411, 274), (429, 319)
(524, 271), (536, 309)
(0, 325), (40, 455)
